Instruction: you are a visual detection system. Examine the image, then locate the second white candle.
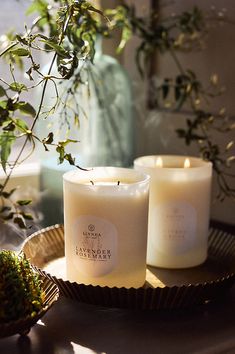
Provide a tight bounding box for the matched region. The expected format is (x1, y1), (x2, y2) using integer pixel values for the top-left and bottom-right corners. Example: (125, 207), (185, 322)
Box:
(134, 155), (212, 269)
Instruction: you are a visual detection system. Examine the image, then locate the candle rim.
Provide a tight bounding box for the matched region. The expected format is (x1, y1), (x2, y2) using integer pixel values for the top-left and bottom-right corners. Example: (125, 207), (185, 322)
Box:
(63, 166), (150, 188)
(134, 155), (212, 170)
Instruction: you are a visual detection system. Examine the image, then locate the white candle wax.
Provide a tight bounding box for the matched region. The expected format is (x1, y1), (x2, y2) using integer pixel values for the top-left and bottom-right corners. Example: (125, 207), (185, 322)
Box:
(63, 167), (149, 288)
(134, 155), (212, 269)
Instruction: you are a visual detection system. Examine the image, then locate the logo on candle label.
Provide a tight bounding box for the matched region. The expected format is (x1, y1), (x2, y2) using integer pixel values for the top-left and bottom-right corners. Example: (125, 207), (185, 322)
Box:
(88, 224), (95, 232)
(73, 215), (117, 277)
(152, 201), (197, 255)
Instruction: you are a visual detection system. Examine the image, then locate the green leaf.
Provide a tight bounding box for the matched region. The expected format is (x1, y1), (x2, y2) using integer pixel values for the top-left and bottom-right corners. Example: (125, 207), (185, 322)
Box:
(64, 153), (75, 166)
(42, 132), (54, 145)
(117, 26), (132, 53)
(1, 188), (17, 199)
(21, 212), (33, 220)
(10, 48), (30, 57)
(26, 67), (34, 81)
(41, 40), (71, 58)
(13, 216), (27, 229)
(0, 132), (16, 173)
(3, 212), (14, 221)
(74, 114), (80, 129)
(56, 145), (65, 164)
(18, 102), (36, 117)
(3, 121), (15, 132)
(9, 82), (28, 93)
(0, 100), (7, 109)
(0, 86), (6, 98)
(87, 5), (104, 17)
(14, 118), (29, 132)
(0, 107), (9, 123)
(58, 139), (78, 148)
(15, 34), (28, 46)
(26, 0), (48, 16)
(17, 200), (32, 206)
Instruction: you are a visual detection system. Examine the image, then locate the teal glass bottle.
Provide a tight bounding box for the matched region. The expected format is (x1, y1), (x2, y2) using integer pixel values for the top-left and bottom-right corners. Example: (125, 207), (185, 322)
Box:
(79, 36), (134, 167)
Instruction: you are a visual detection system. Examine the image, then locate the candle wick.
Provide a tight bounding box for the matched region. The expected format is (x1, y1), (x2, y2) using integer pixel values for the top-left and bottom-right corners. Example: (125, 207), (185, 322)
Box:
(90, 180), (94, 185)
(117, 181), (120, 185)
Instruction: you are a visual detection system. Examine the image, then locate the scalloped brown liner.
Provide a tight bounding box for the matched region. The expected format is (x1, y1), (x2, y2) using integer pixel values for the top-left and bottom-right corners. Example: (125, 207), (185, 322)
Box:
(0, 275), (59, 338)
(22, 224), (235, 310)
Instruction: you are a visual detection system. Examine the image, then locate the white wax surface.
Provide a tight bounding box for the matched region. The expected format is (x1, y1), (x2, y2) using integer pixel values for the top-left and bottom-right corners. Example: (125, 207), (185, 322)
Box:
(63, 167), (149, 288)
(134, 155), (212, 269)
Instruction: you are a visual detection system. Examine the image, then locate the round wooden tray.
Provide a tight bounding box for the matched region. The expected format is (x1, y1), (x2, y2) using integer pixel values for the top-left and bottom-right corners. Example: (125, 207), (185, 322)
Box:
(22, 224), (235, 310)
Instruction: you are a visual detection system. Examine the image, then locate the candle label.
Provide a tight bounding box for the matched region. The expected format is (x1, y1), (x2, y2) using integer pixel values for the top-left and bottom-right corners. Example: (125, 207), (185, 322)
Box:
(72, 215), (117, 277)
(152, 201), (197, 254)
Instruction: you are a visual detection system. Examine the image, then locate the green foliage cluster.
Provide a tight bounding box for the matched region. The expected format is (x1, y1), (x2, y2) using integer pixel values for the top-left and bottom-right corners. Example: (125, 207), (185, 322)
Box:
(0, 1), (234, 227)
(0, 250), (44, 323)
(0, 0), (102, 227)
(110, 4), (235, 200)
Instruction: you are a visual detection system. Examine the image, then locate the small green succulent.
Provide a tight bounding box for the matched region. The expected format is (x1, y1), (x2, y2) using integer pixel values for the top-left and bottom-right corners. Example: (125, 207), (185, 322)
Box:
(0, 250), (44, 323)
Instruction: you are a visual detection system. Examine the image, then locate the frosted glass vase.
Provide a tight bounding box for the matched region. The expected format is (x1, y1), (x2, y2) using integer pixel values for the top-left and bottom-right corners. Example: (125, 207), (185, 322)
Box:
(79, 40), (134, 167)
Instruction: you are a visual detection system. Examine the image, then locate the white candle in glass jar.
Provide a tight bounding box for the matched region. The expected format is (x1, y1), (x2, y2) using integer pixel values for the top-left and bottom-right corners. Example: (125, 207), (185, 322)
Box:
(63, 167), (149, 288)
(134, 155), (212, 269)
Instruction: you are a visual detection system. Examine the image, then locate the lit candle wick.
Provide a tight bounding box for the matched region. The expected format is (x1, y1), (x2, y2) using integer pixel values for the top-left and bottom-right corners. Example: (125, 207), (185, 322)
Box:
(156, 157), (163, 168)
(184, 158), (190, 168)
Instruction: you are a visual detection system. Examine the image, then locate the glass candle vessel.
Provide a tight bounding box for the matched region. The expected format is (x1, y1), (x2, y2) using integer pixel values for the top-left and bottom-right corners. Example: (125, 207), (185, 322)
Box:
(134, 155), (212, 269)
(63, 167), (149, 288)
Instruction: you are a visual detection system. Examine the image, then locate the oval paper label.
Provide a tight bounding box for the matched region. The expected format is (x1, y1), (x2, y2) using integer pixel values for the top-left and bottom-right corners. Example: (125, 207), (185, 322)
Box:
(152, 201), (197, 255)
(72, 215), (118, 277)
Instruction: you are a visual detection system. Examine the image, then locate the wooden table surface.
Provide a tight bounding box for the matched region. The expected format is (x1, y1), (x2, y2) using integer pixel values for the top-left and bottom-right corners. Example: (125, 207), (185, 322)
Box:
(0, 285), (235, 354)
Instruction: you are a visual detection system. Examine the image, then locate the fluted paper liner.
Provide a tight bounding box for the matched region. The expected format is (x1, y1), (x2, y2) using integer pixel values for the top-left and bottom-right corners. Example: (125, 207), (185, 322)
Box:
(22, 224), (235, 310)
(0, 275), (59, 338)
